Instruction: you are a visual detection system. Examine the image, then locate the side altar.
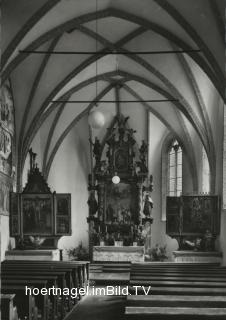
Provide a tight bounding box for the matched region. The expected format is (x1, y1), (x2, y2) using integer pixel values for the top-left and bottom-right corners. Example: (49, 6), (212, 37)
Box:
(87, 113), (154, 261)
(9, 149), (71, 251)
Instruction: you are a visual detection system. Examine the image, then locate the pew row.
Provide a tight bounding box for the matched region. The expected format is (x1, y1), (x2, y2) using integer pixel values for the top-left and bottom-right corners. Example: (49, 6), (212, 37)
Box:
(126, 262), (226, 319)
(1, 260), (89, 320)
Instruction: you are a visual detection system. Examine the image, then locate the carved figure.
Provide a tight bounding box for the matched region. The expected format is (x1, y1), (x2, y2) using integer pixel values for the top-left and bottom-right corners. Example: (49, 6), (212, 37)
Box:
(87, 191), (98, 216)
(203, 229), (214, 251)
(143, 194), (153, 218)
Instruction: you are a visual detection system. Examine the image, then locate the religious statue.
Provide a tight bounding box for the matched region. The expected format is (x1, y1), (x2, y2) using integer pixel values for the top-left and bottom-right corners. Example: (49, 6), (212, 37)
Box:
(87, 191), (98, 217)
(90, 137), (101, 166)
(141, 221), (152, 254)
(28, 148), (37, 171)
(143, 194), (154, 221)
(203, 229), (214, 251)
(184, 237), (202, 251)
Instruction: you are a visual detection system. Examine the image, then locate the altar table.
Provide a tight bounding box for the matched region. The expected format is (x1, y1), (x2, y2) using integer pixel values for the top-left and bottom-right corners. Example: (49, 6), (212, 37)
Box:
(93, 246), (144, 262)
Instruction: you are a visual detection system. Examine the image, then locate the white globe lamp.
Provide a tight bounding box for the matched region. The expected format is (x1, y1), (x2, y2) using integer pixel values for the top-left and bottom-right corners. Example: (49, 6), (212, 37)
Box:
(88, 110), (105, 129)
(112, 175), (120, 184)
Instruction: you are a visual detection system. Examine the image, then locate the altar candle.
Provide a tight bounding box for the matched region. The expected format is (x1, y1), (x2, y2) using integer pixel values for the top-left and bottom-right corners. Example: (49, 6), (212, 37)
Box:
(105, 225), (107, 233)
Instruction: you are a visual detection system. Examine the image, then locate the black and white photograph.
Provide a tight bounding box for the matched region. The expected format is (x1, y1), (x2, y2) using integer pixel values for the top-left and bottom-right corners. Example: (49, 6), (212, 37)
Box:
(1, 0), (225, 319)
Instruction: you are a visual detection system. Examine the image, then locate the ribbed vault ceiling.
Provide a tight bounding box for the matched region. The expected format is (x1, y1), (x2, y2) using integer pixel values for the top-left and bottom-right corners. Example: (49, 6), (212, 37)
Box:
(1, 0), (225, 190)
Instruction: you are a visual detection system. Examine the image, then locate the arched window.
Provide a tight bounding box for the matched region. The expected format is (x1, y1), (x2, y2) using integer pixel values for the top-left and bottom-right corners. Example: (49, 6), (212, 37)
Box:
(168, 140), (182, 196)
(202, 147), (210, 193)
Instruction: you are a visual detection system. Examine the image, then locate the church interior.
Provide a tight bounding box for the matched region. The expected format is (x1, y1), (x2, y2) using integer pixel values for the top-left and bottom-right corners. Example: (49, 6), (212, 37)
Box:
(1, 0), (226, 319)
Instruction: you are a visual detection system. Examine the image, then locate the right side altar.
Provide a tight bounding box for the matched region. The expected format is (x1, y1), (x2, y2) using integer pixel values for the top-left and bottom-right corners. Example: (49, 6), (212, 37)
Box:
(86, 113), (154, 261)
(166, 195), (222, 264)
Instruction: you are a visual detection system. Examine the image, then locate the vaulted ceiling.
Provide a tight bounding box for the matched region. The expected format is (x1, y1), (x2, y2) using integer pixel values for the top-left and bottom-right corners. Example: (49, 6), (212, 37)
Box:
(2, 0), (225, 190)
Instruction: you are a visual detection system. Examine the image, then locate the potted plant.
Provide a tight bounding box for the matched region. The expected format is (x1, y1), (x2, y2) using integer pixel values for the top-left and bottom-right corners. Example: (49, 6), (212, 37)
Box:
(148, 244), (168, 261)
(67, 242), (89, 261)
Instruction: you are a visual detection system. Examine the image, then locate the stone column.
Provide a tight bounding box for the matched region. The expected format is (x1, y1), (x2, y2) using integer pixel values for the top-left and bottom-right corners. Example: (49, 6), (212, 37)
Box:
(223, 106), (226, 210)
(221, 105), (226, 265)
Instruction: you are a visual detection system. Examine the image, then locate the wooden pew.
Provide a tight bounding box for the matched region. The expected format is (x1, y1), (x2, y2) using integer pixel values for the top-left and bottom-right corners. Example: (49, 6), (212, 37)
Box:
(1, 294), (19, 320)
(1, 279), (51, 320)
(1, 273), (61, 318)
(126, 262), (226, 318)
(1, 286), (38, 320)
(126, 294), (226, 317)
(2, 260), (90, 318)
(127, 295), (226, 307)
(1, 265), (71, 317)
(2, 260), (89, 288)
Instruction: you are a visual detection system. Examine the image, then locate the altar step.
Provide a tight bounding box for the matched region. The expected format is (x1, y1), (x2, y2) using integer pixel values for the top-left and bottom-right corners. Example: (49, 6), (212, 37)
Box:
(90, 262), (131, 284)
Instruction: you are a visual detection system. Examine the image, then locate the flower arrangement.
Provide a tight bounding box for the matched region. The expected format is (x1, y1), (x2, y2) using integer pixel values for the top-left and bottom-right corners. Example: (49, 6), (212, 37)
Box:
(148, 244), (168, 261)
(67, 242), (89, 261)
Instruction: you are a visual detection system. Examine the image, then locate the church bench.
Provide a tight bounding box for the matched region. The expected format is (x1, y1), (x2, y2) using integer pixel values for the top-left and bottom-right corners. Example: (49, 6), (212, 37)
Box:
(128, 285), (226, 295)
(131, 269), (226, 274)
(130, 270), (226, 276)
(131, 264), (226, 268)
(1, 279), (52, 320)
(132, 264), (223, 267)
(2, 260), (90, 316)
(2, 263), (77, 293)
(13, 260), (90, 284)
(125, 295), (226, 318)
(127, 263), (226, 318)
(1, 294), (19, 320)
(2, 264), (74, 286)
(125, 306), (226, 318)
(129, 280), (226, 288)
(1, 285), (38, 320)
(131, 267), (226, 273)
(2, 265), (74, 316)
(127, 295), (226, 307)
(1, 273), (61, 318)
(3, 260), (89, 288)
(131, 276), (226, 282)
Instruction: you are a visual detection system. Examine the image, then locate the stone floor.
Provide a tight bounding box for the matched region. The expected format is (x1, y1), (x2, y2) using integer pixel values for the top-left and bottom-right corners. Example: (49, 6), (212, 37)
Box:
(65, 294), (126, 320)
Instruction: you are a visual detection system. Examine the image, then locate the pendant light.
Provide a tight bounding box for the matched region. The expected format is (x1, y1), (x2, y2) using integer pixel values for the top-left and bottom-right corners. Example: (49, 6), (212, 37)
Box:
(88, 0), (105, 129)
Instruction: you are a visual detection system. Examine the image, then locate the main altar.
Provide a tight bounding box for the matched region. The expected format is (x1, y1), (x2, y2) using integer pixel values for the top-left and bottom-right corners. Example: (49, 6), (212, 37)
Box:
(87, 113), (153, 261)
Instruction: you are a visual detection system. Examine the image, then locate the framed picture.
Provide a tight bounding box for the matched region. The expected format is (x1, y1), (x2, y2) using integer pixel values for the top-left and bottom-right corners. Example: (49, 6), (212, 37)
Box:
(182, 195), (220, 235)
(105, 182), (139, 225)
(21, 194), (54, 235)
(55, 194), (71, 235)
(166, 195), (220, 236)
(166, 196), (181, 235)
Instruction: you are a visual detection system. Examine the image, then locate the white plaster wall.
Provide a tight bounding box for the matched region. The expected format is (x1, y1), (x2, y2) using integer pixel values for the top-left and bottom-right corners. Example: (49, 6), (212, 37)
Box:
(48, 118), (90, 253)
(148, 113), (178, 260)
(0, 215), (10, 261)
(148, 112), (206, 260)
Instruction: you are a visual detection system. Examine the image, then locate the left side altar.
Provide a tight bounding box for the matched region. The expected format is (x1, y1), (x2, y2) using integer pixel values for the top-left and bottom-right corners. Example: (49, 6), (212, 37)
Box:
(6, 149), (71, 261)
